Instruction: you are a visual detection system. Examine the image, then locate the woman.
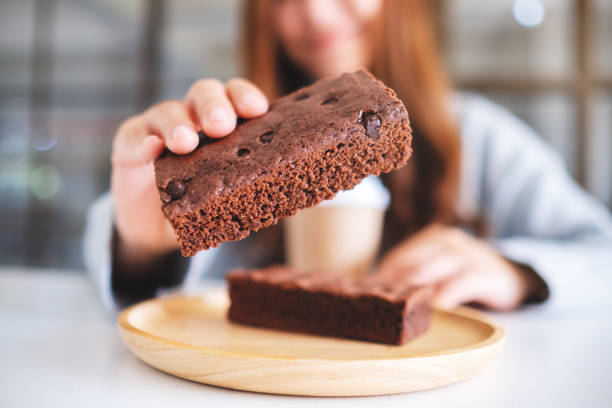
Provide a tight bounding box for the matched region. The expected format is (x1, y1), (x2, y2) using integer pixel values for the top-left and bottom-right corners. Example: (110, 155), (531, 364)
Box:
(84, 0), (612, 312)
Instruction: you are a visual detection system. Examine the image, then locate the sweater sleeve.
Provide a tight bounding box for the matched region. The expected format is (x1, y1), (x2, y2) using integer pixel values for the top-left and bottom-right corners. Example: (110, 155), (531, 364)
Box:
(82, 193), (220, 313)
(458, 94), (612, 313)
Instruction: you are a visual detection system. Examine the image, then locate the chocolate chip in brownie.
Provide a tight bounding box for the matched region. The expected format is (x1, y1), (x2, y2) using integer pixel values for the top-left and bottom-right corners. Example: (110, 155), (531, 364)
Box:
(259, 130), (275, 144)
(363, 111), (382, 139)
(161, 179), (186, 203)
(237, 147), (251, 157)
(321, 95), (340, 105)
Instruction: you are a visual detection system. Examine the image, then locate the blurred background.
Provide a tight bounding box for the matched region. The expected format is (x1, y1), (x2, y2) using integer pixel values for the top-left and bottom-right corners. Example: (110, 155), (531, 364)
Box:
(0, 0), (610, 270)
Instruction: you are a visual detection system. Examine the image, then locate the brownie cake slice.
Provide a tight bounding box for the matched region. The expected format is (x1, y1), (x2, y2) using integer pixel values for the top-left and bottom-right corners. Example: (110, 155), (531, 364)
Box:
(226, 266), (432, 345)
(155, 70), (412, 256)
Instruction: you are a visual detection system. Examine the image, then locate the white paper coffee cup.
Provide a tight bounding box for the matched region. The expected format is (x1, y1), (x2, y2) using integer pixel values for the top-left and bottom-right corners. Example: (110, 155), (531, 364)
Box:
(284, 176), (390, 276)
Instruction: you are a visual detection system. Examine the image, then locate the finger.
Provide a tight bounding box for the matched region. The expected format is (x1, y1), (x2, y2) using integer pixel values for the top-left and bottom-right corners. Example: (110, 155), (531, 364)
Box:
(376, 230), (444, 277)
(408, 253), (466, 286)
(139, 135), (165, 163)
(145, 100), (199, 154)
(111, 160), (178, 254)
(113, 134), (165, 168)
(111, 116), (155, 167)
(433, 271), (485, 309)
(377, 224), (468, 279)
(434, 270), (522, 311)
(225, 78), (269, 118)
(185, 78), (236, 138)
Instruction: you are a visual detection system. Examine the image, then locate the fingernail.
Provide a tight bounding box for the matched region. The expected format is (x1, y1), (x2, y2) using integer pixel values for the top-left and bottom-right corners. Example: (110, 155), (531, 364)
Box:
(240, 93), (265, 110)
(207, 107), (229, 124)
(171, 125), (198, 143)
(142, 135), (159, 146)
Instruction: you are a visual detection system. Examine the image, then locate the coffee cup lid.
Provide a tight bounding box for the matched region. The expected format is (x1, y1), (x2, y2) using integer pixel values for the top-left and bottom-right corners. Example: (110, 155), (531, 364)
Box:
(318, 176), (390, 211)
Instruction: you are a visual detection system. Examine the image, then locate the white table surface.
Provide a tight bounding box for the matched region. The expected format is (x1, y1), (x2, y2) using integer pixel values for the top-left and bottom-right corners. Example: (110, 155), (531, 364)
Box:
(1, 267), (611, 408)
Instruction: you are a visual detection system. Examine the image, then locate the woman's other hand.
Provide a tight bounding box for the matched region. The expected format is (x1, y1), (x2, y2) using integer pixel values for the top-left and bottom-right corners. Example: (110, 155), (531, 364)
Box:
(376, 224), (543, 311)
(111, 78), (268, 263)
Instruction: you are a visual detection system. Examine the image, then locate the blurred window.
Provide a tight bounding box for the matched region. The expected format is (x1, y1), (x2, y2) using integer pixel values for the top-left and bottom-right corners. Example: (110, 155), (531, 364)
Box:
(0, 0), (609, 268)
(441, 0), (612, 204)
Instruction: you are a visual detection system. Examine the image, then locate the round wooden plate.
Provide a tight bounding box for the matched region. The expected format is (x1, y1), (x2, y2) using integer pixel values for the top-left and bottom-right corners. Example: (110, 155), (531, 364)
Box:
(117, 288), (505, 396)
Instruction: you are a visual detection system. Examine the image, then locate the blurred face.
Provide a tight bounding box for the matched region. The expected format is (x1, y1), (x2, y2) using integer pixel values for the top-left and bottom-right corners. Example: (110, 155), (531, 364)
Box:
(272, 0), (383, 79)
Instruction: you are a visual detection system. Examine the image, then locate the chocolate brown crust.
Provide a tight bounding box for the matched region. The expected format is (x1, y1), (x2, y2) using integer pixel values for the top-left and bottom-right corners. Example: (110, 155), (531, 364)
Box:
(155, 70), (412, 256)
(226, 266), (432, 345)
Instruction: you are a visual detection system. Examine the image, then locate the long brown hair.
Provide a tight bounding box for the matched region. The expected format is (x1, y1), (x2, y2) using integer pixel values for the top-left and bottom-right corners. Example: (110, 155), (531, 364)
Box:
(242, 0), (461, 247)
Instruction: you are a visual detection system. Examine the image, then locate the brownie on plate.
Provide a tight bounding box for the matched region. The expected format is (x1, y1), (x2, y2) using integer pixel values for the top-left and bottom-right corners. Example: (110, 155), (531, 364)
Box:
(226, 266), (432, 345)
(155, 70), (412, 256)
